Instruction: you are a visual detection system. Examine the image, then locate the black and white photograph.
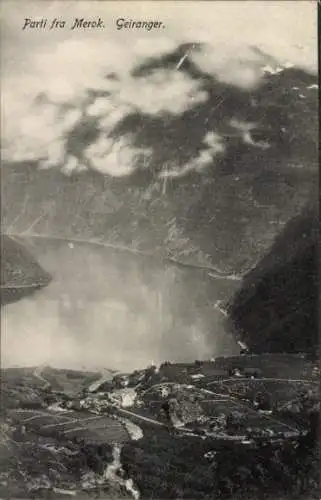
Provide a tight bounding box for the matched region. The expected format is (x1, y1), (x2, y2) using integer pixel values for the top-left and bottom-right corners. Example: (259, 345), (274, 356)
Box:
(0, 1), (319, 498)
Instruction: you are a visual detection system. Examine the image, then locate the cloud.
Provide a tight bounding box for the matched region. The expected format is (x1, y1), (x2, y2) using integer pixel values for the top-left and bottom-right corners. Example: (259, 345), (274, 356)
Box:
(84, 135), (152, 177)
(118, 69), (208, 115)
(229, 119), (271, 150)
(1, 0), (317, 177)
(191, 45), (268, 89)
(160, 132), (225, 179)
(2, 36), (208, 173)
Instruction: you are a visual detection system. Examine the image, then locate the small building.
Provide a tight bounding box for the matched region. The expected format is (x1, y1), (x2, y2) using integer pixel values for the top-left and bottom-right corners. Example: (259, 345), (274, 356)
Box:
(244, 367), (263, 378)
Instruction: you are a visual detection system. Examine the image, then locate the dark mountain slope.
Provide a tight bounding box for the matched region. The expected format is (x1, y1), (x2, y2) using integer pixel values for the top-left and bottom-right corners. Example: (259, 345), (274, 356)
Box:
(0, 235), (51, 305)
(227, 204), (319, 354)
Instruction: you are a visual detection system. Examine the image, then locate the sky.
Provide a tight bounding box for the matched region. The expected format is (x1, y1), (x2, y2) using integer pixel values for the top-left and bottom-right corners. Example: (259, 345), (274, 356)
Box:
(1, 1), (318, 72)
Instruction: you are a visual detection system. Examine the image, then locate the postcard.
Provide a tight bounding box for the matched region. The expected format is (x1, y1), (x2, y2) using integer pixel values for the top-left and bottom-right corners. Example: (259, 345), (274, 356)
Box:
(1, 1), (319, 498)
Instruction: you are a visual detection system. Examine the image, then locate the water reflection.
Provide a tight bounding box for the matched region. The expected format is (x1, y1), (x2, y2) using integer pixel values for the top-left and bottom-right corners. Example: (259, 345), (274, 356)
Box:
(2, 236), (239, 371)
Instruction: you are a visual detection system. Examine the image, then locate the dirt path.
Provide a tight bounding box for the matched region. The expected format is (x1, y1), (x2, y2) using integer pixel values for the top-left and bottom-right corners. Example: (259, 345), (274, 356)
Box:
(33, 365), (51, 390)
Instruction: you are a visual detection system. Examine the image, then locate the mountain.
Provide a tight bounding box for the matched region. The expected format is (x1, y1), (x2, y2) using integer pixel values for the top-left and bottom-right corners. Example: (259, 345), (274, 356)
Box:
(1, 39), (319, 500)
(226, 204), (318, 355)
(0, 235), (51, 305)
(2, 55), (318, 276)
(1, 53), (318, 369)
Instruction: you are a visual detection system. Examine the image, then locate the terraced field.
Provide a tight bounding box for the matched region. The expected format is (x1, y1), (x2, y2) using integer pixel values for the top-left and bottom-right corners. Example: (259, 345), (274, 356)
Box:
(9, 409), (131, 446)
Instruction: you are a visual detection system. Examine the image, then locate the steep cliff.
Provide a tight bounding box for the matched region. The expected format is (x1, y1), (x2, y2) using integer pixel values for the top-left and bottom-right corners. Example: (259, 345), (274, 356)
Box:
(227, 205), (318, 355)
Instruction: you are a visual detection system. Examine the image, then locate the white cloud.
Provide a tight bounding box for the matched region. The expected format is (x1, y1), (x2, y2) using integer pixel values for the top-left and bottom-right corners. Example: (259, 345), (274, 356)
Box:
(204, 131), (225, 152)
(98, 105), (134, 131)
(60, 156), (87, 176)
(1, 0), (317, 175)
(160, 131), (225, 179)
(118, 70), (208, 115)
(85, 135), (151, 177)
(40, 140), (66, 169)
(87, 98), (116, 118)
(230, 119), (271, 150)
(1, 94), (83, 165)
(2, 37), (209, 174)
(191, 44), (269, 89)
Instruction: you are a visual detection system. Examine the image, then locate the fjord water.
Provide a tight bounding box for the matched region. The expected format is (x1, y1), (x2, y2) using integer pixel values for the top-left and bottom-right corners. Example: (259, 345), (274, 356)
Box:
(2, 236), (239, 371)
